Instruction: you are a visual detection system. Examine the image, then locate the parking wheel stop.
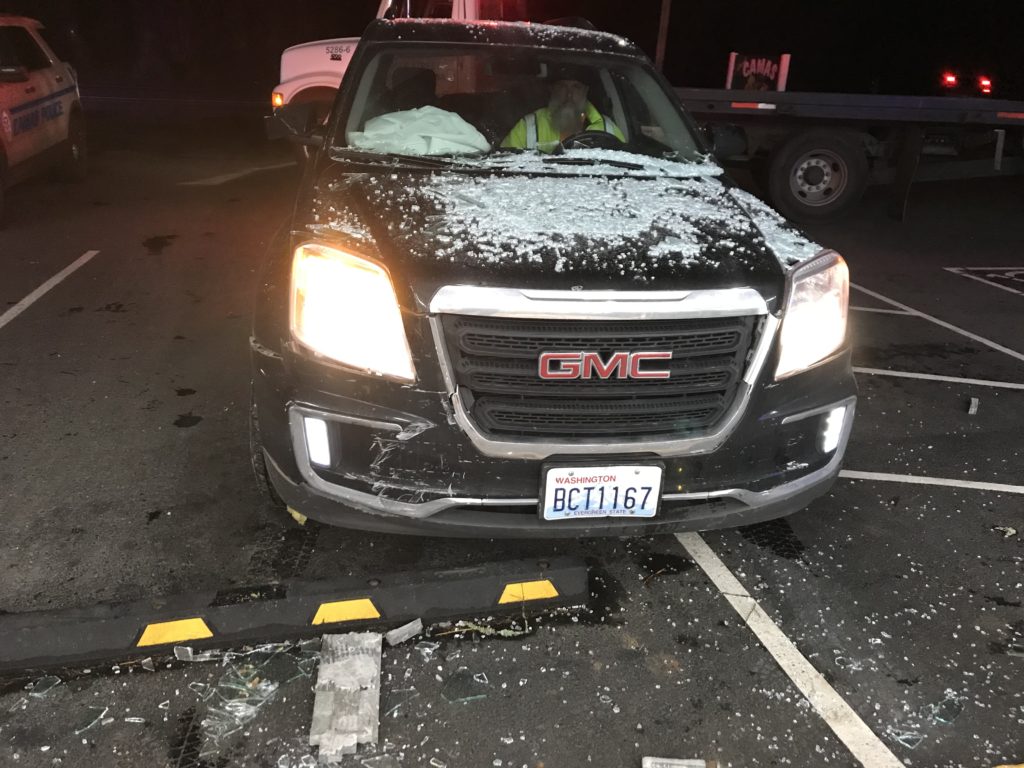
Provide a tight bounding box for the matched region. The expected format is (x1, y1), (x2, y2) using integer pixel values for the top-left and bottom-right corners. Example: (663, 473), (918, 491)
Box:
(0, 556), (588, 674)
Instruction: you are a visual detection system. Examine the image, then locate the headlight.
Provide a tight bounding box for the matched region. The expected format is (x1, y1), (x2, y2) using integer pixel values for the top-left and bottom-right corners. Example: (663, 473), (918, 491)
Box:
(775, 251), (849, 379)
(290, 243), (416, 382)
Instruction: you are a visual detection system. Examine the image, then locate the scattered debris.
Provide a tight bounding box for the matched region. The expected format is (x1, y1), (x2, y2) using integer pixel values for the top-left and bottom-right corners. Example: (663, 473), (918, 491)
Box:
(189, 681), (214, 700)
(124, 717), (147, 724)
(201, 659), (281, 744)
(7, 697), (27, 713)
(277, 755), (318, 768)
(885, 726), (925, 750)
(414, 641), (440, 661)
(382, 687), (420, 719)
(642, 759), (717, 768)
(289, 507), (308, 526)
(438, 619), (532, 639)
(26, 675), (62, 698)
(140, 657), (156, 672)
(74, 705), (109, 735)
(385, 618), (423, 647)
(993, 526), (1017, 539)
(923, 690), (965, 725)
(175, 645), (219, 663)
(310, 632), (383, 763)
(441, 668), (490, 703)
(361, 755), (404, 768)
(968, 396), (980, 415)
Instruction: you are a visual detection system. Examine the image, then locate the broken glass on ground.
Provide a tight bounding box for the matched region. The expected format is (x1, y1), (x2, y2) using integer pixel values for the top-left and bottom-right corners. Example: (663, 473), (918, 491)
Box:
(441, 667), (490, 703)
(414, 641), (440, 661)
(439, 619), (532, 639)
(923, 690), (966, 725)
(382, 687), (420, 719)
(200, 657), (282, 746)
(74, 705), (110, 735)
(27, 675), (62, 698)
(175, 645), (220, 663)
(885, 726), (925, 750)
(361, 755), (404, 768)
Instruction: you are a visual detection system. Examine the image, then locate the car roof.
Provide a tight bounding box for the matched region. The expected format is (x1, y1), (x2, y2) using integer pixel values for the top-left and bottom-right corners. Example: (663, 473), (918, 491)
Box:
(0, 15), (41, 28)
(361, 18), (645, 59)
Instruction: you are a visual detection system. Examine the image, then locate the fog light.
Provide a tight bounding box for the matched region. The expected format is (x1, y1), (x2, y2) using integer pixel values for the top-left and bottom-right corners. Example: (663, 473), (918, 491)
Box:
(821, 407), (846, 454)
(304, 417), (331, 466)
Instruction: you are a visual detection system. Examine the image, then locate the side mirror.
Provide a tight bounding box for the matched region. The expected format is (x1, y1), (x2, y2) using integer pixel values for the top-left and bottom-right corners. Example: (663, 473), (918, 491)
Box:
(704, 123), (747, 160)
(265, 102), (324, 147)
(0, 65), (29, 84)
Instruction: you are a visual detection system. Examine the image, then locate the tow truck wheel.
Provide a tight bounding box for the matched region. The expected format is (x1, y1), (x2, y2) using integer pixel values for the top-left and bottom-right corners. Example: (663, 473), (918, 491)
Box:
(249, 390), (286, 510)
(60, 113), (89, 182)
(768, 131), (868, 221)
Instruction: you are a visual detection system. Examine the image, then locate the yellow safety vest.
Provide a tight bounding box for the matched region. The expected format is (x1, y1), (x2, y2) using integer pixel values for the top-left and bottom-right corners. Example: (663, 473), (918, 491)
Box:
(501, 103), (624, 152)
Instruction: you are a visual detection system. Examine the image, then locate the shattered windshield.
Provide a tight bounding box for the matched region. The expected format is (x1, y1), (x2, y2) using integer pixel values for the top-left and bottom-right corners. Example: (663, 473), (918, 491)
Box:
(334, 42), (709, 171)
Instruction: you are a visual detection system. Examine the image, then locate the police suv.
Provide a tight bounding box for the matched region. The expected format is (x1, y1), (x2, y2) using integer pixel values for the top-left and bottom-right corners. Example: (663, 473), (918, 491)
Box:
(0, 16), (86, 224)
(255, 19), (857, 538)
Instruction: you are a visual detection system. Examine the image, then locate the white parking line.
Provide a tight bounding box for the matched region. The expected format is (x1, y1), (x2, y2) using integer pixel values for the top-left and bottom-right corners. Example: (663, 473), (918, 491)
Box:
(839, 469), (1024, 494)
(178, 161), (297, 187)
(853, 366), (1024, 390)
(0, 250), (100, 332)
(851, 283), (1024, 364)
(944, 267), (1024, 297)
(850, 306), (914, 315)
(675, 532), (905, 768)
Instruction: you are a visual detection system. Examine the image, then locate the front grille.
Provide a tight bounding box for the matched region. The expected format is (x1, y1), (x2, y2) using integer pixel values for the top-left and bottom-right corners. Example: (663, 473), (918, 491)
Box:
(441, 314), (758, 439)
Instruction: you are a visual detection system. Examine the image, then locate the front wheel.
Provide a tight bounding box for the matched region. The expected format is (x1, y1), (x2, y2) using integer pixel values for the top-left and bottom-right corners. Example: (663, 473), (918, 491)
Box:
(60, 113), (89, 182)
(768, 131), (868, 221)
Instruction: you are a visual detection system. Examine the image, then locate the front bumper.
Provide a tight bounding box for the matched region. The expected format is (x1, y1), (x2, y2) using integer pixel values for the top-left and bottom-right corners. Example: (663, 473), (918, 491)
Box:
(255, 353), (856, 537)
(265, 403), (853, 538)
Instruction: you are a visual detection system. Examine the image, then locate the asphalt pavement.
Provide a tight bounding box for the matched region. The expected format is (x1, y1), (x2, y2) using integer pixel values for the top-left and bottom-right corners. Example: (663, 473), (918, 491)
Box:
(0, 119), (1022, 768)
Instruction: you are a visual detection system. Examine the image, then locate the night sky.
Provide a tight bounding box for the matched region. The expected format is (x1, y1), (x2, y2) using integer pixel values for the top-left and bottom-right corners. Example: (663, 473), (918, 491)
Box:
(5, 0), (1024, 100)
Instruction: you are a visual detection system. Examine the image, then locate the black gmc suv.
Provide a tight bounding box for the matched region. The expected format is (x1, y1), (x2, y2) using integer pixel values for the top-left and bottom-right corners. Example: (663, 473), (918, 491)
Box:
(253, 19), (856, 537)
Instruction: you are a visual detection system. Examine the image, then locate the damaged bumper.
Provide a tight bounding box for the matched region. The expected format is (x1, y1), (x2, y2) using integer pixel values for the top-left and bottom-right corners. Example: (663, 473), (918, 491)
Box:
(254, 350), (857, 538)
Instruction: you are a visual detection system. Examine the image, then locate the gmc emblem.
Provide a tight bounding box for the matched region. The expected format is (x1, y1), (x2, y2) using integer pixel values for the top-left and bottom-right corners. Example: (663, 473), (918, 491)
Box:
(538, 351), (673, 380)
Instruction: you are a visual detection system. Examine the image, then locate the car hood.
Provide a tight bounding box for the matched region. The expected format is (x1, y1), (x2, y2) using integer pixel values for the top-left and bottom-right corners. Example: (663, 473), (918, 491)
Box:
(301, 158), (821, 313)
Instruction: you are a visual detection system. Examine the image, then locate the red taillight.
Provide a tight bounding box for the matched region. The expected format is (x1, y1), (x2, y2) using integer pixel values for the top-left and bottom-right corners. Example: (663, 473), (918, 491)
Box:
(941, 71), (958, 87)
(979, 76), (993, 94)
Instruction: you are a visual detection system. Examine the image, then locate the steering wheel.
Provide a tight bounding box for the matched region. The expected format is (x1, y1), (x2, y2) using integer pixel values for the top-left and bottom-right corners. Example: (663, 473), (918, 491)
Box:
(560, 130), (624, 150)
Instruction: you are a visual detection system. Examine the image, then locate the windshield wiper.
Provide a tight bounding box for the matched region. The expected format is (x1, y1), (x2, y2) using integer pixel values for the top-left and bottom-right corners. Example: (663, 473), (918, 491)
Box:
(541, 156), (647, 171)
(330, 147), (461, 169)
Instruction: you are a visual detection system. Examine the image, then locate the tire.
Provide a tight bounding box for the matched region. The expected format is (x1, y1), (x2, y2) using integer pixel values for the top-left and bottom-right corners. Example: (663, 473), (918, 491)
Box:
(60, 112), (88, 182)
(768, 131), (868, 221)
(249, 388), (286, 510)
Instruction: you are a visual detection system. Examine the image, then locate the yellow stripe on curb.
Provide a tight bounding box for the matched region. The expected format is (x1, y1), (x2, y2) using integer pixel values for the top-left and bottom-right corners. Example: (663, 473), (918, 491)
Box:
(498, 580), (559, 604)
(137, 617), (214, 647)
(311, 598), (381, 625)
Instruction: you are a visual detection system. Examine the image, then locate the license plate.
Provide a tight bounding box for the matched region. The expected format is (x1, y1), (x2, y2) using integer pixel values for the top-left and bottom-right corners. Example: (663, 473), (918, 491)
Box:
(541, 465), (663, 521)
